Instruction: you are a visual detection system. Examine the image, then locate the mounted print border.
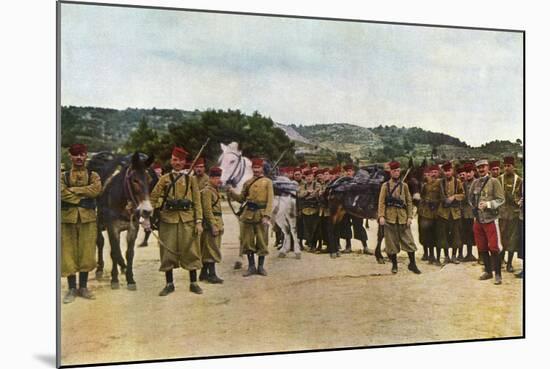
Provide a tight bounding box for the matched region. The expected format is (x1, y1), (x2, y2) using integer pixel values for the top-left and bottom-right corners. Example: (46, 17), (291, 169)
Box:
(56, 1), (525, 367)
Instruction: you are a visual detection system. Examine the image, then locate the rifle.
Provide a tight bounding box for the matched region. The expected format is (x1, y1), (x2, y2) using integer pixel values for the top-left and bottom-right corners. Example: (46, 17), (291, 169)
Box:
(151, 137), (210, 228)
(188, 137), (211, 175)
(268, 148), (289, 177)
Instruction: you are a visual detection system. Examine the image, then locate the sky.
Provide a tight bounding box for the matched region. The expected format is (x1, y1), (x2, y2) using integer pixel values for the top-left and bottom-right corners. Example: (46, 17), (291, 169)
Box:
(60, 3), (523, 146)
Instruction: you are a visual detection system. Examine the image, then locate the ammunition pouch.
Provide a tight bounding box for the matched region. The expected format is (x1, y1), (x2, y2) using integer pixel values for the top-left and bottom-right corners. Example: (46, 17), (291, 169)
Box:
(245, 202), (266, 211)
(165, 199), (193, 211)
(61, 198), (96, 210)
(385, 196), (406, 209)
(443, 199), (461, 208)
(301, 198), (319, 208)
(426, 201), (439, 211)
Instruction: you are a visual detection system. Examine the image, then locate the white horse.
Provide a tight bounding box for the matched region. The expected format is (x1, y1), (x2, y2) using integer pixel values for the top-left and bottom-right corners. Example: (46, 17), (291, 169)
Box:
(218, 142), (300, 264)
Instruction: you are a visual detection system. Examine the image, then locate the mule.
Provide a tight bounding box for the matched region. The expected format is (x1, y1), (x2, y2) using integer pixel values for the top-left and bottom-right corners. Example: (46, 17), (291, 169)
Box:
(90, 152), (155, 290)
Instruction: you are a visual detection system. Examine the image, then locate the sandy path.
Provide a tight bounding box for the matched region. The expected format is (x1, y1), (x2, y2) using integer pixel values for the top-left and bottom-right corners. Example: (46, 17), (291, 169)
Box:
(60, 206), (523, 366)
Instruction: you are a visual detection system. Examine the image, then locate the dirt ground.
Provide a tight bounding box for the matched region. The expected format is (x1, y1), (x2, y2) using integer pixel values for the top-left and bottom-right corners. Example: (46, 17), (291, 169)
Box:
(60, 205), (523, 366)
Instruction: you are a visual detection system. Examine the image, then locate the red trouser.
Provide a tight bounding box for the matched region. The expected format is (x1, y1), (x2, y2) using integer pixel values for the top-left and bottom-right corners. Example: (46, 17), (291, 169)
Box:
(473, 221), (500, 253)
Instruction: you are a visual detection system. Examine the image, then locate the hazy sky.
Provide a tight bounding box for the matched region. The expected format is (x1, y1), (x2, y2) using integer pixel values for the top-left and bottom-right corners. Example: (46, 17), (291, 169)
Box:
(60, 3), (523, 146)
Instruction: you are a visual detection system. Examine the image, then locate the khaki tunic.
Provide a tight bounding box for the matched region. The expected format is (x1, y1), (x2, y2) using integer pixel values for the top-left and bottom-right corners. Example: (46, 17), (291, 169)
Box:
(150, 172), (203, 271)
(195, 173), (210, 190)
(200, 184), (224, 263)
(229, 175), (274, 256)
(378, 178), (416, 255)
(418, 179), (440, 247)
(437, 177), (465, 220)
(498, 173), (523, 252)
(298, 181), (321, 243)
(60, 167), (102, 277)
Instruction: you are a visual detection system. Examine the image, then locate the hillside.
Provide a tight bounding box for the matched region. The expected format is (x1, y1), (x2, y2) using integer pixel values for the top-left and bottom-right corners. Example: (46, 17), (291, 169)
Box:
(60, 106), (523, 165)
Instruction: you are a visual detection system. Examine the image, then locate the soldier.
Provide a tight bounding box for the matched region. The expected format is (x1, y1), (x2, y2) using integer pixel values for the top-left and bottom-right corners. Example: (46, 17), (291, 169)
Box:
(319, 168), (339, 258)
(199, 167), (224, 284)
(515, 189), (524, 279)
(293, 167), (305, 251)
(468, 159), (505, 285)
(150, 146), (204, 296)
(460, 162), (478, 262)
(418, 165), (441, 265)
(342, 164), (371, 254)
(498, 156), (523, 272)
(228, 158), (274, 277)
(139, 161), (164, 248)
(61, 143), (102, 303)
(193, 157), (209, 190)
(490, 160), (501, 178)
(298, 169), (321, 252)
(377, 161), (421, 274)
(436, 161), (465, 265)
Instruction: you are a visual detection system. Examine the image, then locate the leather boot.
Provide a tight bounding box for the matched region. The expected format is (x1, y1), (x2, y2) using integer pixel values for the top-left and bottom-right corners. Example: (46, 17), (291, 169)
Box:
(390, 254), (398, 274)
(63, 288), (78, 304)
(421, 245), (428, 261)
(407, 252), (422, 274)
(257, 256), (268, 276)
(199, 266), (209, 281)
(478, 251), (493, 280)
(506, 251), (515, 273)
(492, 252), (503, 285)
(159, 283), (175, 296)
(207, 263), (224, 284)
(243, 253), (257, 277)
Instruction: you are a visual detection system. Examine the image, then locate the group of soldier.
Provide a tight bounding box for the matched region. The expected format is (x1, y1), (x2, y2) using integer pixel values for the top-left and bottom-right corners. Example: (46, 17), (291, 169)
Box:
(277, 156), (524, 285)
(61, 142), (524, 304)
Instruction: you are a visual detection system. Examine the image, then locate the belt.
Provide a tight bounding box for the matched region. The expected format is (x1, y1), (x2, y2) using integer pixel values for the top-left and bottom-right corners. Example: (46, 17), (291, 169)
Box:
(213, 211), (223, 216)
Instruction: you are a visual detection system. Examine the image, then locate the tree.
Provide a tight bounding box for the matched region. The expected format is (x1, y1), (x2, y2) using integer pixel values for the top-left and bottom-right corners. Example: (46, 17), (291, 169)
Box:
(124, 116), (160, 155)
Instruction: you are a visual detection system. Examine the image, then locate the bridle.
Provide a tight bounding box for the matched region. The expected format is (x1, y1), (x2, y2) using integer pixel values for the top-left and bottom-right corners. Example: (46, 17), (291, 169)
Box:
(221, 151), (246, 188)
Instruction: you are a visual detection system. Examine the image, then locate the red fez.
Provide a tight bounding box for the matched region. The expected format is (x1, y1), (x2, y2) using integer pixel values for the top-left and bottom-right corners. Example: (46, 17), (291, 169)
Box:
(209, 167), (222, 177)
(389, 161), (401, 170)
(309, 162), (319, 168)
(463, 163), (475, 172)
(172, 146), (189, 160)
(489, 160), (501, 169)
(441, 161), (453, 171)
(251, 158), (264, 167)
(152, 162), (163, 170)
(457, 166), (465, 174)
(195, 157), (205, 166)
(334, 166), (342, 172)
(343, 164), (353, 171)
(423, 167), (430, 174)
(429, 165), (440, 172)
(300, 163), (308, 169)
(329, 168), (340, 175)
(303, 169), (312, 176)
(294, 167), (302, 173)
(503, 156), (515, 165)
(68, 143), (87, 155)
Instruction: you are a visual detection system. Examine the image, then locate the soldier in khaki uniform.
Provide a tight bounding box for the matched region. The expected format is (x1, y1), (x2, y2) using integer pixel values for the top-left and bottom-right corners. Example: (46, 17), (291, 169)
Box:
(194, 157), (209, 190)
(490, 160), (501, 178)
(228, 158), (274, 277)
(320, 168), (339, 258)
(498, 156), (523, 272)
(61, 144), (102, 303)
(436, 161), (465, 264)
(150, 146), (204, 295)
(378, 161), (421, 274)
(468, 159), (505, 285)
(293, 167), (305, 251)
(298, 169), (321, 252)
(418, 164), (441, 265)
(460, 162), (478, 262)
(199, 167), (224, 284)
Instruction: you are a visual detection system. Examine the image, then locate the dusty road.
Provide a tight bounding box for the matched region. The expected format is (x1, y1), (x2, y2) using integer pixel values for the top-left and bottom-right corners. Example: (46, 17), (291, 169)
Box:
(60, 205), (523, 366)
